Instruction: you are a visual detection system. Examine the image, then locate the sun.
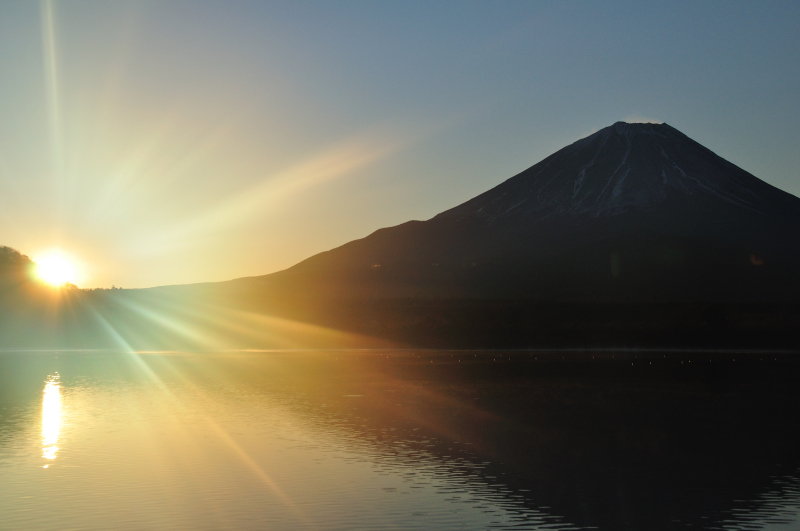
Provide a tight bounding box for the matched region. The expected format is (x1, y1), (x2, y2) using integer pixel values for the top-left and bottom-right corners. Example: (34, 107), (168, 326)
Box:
(35, 252), (78, 287)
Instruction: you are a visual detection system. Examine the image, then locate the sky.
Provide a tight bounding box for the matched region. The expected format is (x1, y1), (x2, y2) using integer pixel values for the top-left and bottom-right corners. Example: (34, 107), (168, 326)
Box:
(0, 1), (798, 289)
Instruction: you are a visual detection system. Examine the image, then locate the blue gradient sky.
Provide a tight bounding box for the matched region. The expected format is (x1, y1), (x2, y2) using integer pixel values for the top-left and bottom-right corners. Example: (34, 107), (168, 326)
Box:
(1, 1), (798, 287)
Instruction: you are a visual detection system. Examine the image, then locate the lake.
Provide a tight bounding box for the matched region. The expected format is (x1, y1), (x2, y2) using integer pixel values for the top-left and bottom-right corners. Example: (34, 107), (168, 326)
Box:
(1, 350), (799, 530)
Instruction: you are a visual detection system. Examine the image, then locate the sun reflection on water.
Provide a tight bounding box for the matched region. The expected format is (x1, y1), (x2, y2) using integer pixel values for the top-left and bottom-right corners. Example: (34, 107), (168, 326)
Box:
(42, 374), (61, 462)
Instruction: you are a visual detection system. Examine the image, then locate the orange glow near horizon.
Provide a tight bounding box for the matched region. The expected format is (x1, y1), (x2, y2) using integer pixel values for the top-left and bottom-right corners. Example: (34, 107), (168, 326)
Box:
(35, 251), (79, 287)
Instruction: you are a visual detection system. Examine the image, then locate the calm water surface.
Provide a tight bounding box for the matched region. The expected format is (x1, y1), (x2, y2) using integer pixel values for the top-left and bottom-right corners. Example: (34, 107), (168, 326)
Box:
(1, 350), (799, 530)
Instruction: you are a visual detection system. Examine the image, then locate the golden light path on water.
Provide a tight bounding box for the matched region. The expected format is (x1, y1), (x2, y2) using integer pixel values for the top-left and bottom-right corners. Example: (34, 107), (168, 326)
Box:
(41, 374), (61, 464)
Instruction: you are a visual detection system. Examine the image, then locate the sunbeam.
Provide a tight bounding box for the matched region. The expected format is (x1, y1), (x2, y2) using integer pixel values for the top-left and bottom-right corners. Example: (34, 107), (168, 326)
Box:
(81, 301), (314, 524)
(82, 285), (391, 351)
(39, 0), (63, 217)
(136, 131), (406, 256)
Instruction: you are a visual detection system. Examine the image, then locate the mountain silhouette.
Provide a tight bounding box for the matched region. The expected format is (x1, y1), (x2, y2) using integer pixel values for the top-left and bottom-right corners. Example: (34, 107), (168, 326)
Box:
(230, 122), (800, 303)
(5, 122), (800, 350)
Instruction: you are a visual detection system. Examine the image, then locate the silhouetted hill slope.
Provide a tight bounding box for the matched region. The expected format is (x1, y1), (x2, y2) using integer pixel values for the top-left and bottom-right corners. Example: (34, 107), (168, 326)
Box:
(0, 246), (35, 290)
(230, 122), (800, 303)
(0, 247), (66, 347)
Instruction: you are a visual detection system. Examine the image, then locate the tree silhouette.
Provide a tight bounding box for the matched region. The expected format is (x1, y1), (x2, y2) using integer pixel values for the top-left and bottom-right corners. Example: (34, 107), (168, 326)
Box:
(0, 246), (35, 287)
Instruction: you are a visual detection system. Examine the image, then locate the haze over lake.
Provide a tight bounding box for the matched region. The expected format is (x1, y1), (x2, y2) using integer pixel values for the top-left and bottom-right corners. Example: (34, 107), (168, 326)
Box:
(2, 350), (800, 530)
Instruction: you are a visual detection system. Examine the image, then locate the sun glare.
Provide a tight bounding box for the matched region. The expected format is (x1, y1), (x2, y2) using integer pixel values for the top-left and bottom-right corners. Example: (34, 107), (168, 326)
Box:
(42, 374), (61, 461)
(36, 252), (77, 287)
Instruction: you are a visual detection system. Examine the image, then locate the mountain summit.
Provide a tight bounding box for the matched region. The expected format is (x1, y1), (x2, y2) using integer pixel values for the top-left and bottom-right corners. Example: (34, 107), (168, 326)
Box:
(438, 121), (786, 220)
(236, 122), (800, 303)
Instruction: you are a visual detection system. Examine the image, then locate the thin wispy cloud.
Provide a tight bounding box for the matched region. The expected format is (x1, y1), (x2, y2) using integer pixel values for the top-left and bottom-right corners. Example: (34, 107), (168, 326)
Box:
(131, 126), (419, 258)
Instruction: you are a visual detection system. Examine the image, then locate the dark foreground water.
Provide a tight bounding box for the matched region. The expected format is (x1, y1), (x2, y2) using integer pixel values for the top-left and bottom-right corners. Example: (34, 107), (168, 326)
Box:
(1, 350), (799, 530)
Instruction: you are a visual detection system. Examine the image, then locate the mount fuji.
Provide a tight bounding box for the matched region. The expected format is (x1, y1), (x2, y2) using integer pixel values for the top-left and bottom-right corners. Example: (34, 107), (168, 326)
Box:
(0, 122), (800, 351)
(11, 121), (797, 350)
(229, 121), (800, 304)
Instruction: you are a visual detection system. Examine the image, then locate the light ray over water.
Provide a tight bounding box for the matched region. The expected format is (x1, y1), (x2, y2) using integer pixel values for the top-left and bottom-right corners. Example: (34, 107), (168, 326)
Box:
(41, 374), (61, 462)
